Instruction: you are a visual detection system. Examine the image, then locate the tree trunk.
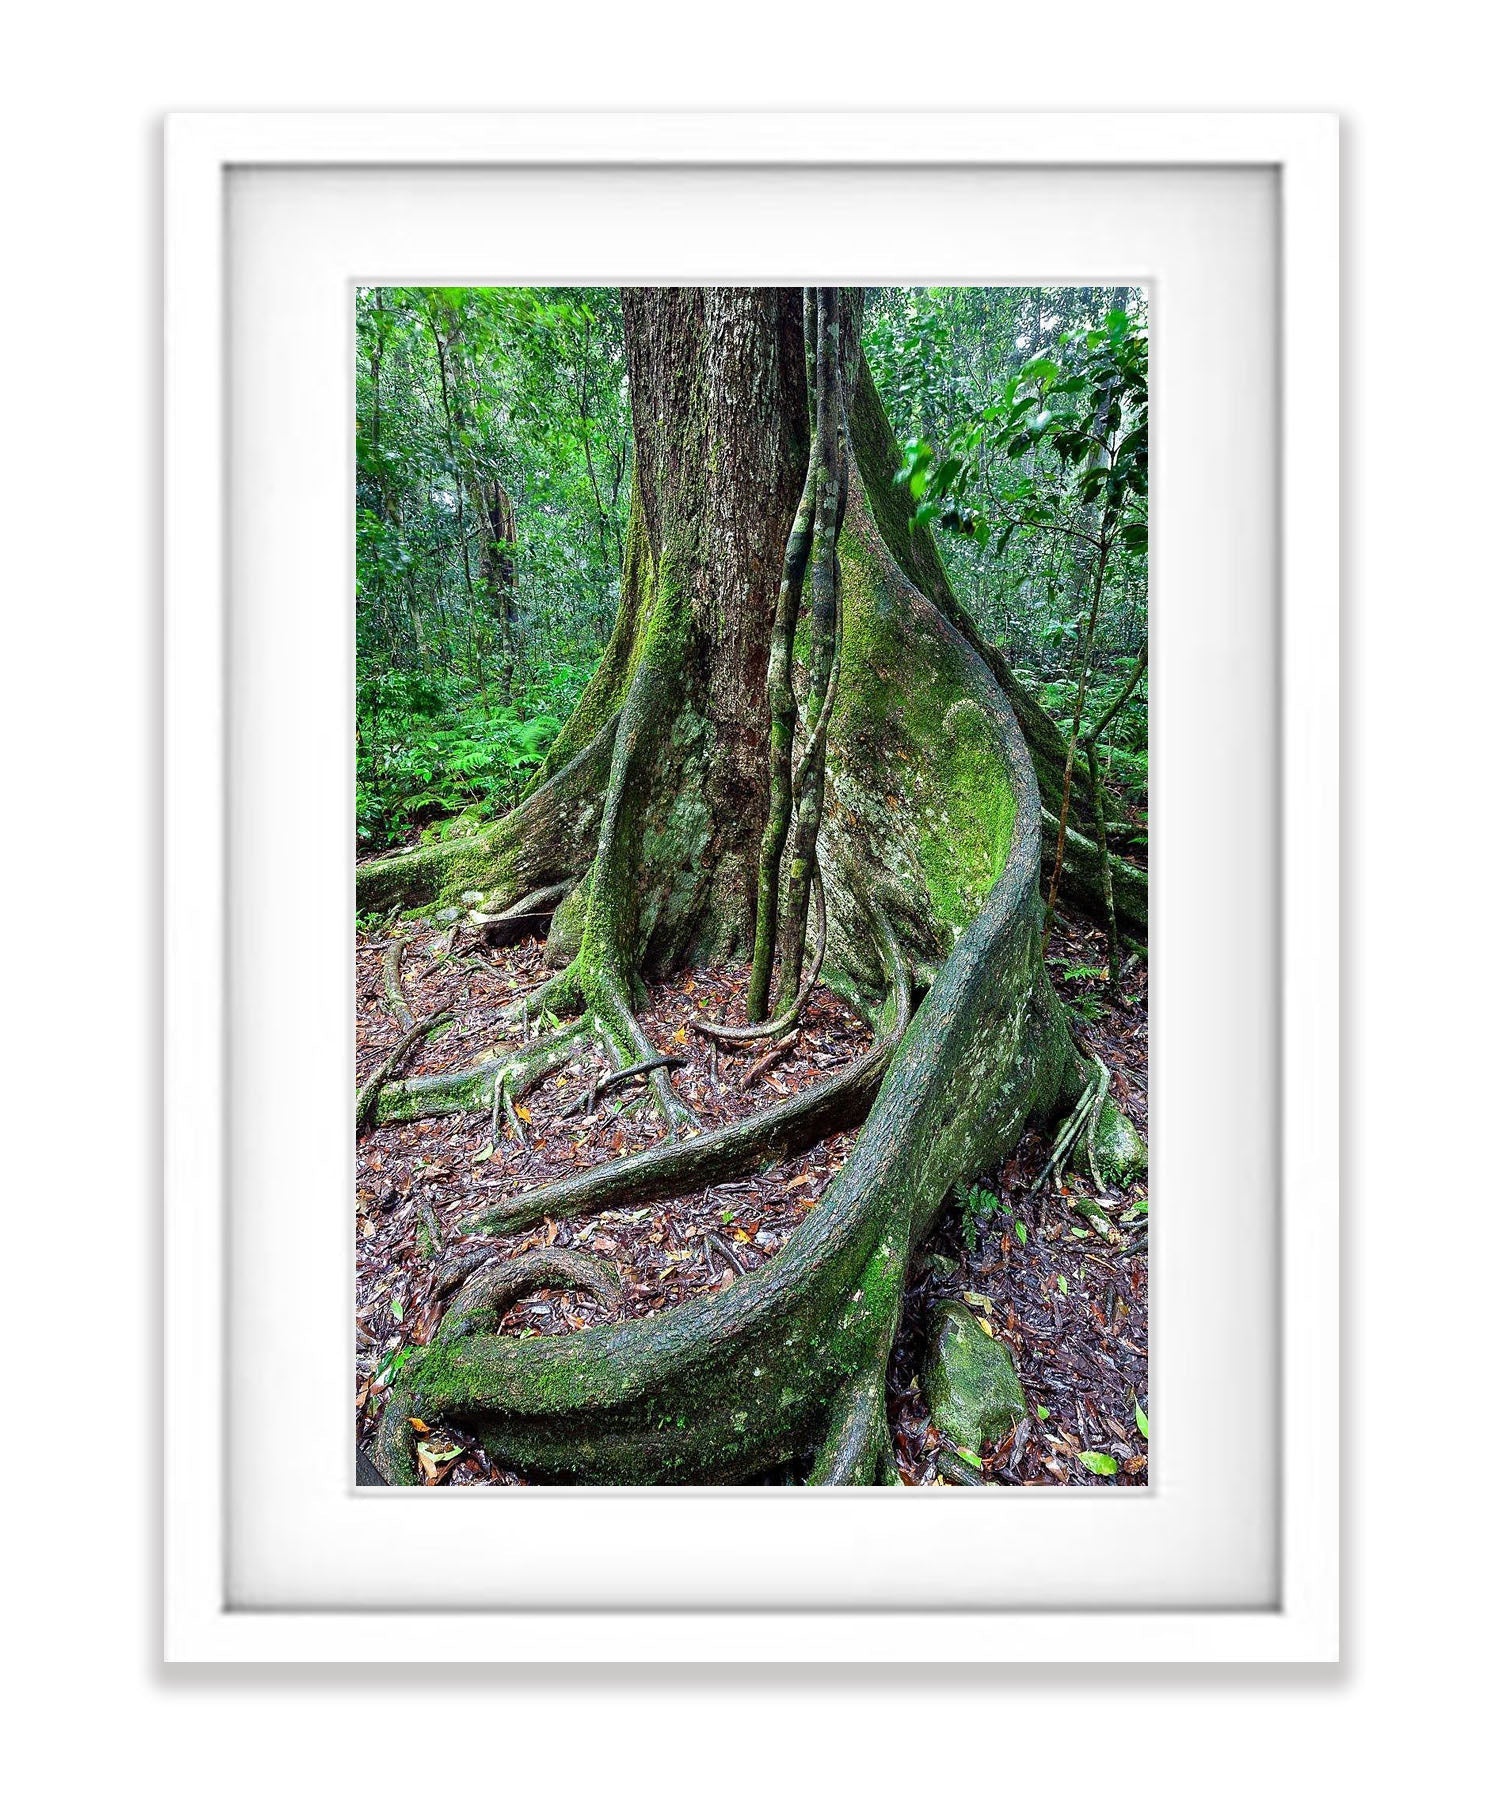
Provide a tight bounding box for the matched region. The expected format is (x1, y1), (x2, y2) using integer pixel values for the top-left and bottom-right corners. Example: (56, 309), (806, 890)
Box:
(472, 476), (518, 693)
(358, 287), (1141, 1485)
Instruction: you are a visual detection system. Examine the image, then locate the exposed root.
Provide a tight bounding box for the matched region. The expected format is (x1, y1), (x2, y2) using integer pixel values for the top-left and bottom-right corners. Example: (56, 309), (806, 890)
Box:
(463, 954), (513, 988)
(1082, 1053), (1110, 1192)
(432, 1246), (494, 1300)
(459, 926), (911, 1237)
(773, 292), (847, 1015)
(376, 1016), (590, 1130)
(470, 879), (573, 947)
(934, 1446), (986, 1487)
(1065, 1188), (1122, 1245)
(377, 1248), (626, 1481)
(1041, 808), (1148, 938)
(585, 959), (699, 1136)
(501, 1086), (526, 1149)
(459, 1046), (883, 1236)
(1026, 1056), (1109, 1200)
(437, 1247), (623, 1343)
(416, 1197), (443, 1261)
(702, 1230), (746, 1278)
(355, 1003), (453, 1134)
(502, 968), (581, 1028)
(470, 879), (573, 925)
(381, 937), (415, 1032)
(555, 1053), (689, 1120)
(809, 1369), (893, 1485)
(694, 861), (826, 1046)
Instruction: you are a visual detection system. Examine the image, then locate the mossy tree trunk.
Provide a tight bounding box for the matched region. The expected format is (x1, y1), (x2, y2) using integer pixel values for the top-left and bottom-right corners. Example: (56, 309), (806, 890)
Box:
(360, 288), (1133, 1485)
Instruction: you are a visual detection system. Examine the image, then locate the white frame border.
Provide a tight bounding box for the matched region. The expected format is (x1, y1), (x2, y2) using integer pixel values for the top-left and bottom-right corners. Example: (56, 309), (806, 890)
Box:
(164, 110), (1338, 1664)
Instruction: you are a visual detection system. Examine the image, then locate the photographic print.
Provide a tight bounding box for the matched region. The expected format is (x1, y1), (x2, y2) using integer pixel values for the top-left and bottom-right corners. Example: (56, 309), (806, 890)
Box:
(353, 285), (1148, 1488)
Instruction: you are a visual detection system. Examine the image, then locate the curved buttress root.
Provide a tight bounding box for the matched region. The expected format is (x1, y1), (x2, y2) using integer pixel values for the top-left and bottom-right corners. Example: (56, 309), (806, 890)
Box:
(437, 1247), (623, 1341)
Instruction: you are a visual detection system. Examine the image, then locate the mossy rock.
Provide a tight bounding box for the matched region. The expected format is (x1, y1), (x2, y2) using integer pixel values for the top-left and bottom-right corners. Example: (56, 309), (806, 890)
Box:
(1093, 1099), (1148, 1187)
(921, 1300), (1025, 1454)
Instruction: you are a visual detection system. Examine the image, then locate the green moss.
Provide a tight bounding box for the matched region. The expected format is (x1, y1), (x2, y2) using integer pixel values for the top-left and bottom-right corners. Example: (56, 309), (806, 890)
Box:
(921, 1300), (1026, 1453)
(545, 869), (592, 966)
(834, 499), (1017, 937)
(1092, 1098), (1148, 1187)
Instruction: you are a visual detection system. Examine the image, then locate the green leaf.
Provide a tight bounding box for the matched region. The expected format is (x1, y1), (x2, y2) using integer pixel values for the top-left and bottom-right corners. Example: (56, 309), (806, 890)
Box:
(1078, 1451), (1119, 1477)
(390, 1293), (404, 1323)
(1057, 1274), (1068, 1294)
(1014, 1221), (1028, 1246)
(1018, 355), (1059, 385)
(1135, 1403), (1150, 1440)
(953, 1445), (984, 1470)
(1035, 1405), (1050, 1421)
(931, 455), (964, 495)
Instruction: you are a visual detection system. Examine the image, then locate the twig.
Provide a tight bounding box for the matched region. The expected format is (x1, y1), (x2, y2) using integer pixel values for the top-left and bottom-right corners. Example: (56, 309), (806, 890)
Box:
(556, 1054), (688, 1118)
(464, 955), (514, 988)
(703, 1231), (746, 1276)
(739, 1037), (796, 1092)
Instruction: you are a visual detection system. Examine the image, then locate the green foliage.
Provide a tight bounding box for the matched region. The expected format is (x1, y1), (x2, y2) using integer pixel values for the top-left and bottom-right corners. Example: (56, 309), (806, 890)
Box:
(1066, 994), (1106, 1026)
(866, 287), (1149, 819)
(1077, 1450), (1119, 1477)
(955, 1180), (1002, 1253)
(356, 661), (591, 849)
(355, 286), (626, 849)
(353, 285), (1149, 859)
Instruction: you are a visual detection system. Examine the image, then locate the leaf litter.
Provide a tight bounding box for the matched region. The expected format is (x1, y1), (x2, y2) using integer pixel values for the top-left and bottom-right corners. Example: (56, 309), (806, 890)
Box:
(355, 905), (1147, 1487)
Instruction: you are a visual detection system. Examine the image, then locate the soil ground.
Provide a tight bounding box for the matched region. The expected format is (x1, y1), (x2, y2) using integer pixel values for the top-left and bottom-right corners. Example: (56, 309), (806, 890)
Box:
(355, 906), (1147, 1486)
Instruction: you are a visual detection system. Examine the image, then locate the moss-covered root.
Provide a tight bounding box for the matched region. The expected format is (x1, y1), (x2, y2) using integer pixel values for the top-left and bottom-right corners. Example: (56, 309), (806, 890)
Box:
(1041, 809), (1148, 938)
(354, 715), (618, 917)
(369, 834), (1073, 1488)
(355, 1003), (453, 1134)
(376, 1248), (625, 1484)
(809, 1347), (897, 1486)
(581, 959), (698, 1135)
(459, 991), (898, 1237)
(437, 1248), (623, 1342)
(374, 1017), (593, 1128)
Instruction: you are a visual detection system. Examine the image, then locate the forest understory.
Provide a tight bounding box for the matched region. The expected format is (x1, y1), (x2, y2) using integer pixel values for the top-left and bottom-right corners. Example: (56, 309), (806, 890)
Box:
(355, 900), (1148, 1487)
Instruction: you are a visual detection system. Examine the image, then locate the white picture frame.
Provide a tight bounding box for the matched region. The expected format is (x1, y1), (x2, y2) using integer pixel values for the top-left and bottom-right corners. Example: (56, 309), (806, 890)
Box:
(164, 111), (1338, 1663)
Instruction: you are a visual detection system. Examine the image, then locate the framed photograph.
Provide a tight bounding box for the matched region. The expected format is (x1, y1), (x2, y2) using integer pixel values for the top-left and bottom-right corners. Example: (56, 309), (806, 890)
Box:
(164, 111), (1338, 1661)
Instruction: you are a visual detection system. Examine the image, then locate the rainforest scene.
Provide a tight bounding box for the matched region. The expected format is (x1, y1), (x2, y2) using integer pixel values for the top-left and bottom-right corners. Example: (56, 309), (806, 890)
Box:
(353, 285), (1149, 1488)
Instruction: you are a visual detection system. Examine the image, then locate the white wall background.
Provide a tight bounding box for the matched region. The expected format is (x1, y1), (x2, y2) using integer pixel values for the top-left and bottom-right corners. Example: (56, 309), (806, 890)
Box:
(2, 2), (1490, 1791)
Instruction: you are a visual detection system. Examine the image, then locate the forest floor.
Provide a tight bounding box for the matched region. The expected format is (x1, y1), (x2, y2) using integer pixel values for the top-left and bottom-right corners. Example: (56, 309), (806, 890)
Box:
(355, 907), (1148, 1486)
